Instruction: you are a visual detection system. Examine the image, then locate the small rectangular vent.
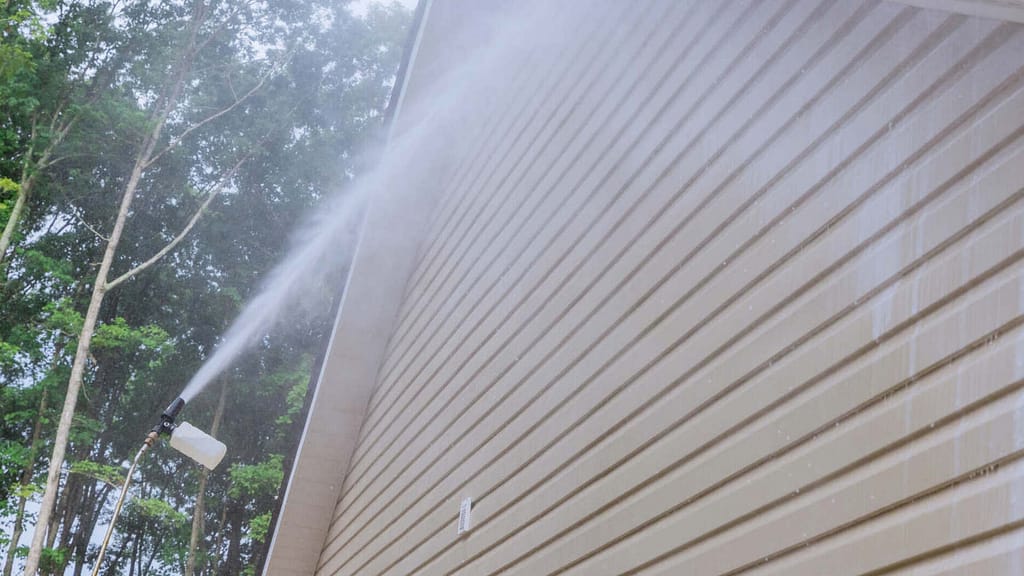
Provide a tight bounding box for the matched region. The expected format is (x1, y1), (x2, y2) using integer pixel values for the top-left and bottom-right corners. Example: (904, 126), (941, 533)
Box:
(458, 497), (472, 535)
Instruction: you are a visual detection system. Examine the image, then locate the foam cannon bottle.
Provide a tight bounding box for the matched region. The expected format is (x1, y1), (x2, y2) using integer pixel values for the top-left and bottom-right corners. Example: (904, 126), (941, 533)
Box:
(152, 397), (227, 469)
(91, 397), (226, 576)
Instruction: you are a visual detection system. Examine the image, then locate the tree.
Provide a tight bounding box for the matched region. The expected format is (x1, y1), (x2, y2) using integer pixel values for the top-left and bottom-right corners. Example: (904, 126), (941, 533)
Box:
(0, 0), (120, 270)
(2, 386), (46, 576)
(23, 1), (284, 570)
(185, 380), (225, 576)
(2, 1), (412, 573)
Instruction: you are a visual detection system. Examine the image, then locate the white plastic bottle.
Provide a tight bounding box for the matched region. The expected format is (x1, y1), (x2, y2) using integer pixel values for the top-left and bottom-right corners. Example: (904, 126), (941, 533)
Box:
(170, 421), (227, 470)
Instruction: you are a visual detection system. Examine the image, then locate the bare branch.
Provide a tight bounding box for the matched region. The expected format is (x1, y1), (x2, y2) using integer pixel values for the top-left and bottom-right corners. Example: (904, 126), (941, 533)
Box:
(43, 213), (61, 236)
(40, 153), (85, 169)
(46, 99), (65, 136)
(105, 154), (248, 291)
(20, 116), (38, 183)
(194, 1), (251, 53)
(73, 212), (110, 243)
(143, 62), (283, 169)
(32, 97), (84, 171)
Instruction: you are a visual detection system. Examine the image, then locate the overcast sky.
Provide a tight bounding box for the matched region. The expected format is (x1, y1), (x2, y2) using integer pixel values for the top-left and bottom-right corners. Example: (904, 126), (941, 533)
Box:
(350, 0), (419, 16)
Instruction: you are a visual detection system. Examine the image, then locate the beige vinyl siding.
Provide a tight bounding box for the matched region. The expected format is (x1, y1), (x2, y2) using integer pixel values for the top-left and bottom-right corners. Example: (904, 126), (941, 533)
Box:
(315, 1), (1024, 574)
(358, 0), (638, 437)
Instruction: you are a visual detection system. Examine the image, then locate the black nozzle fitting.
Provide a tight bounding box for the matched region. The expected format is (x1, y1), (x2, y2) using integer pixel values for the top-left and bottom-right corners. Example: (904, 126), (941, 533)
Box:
(153, 397), (186, 436)
(163, 397), (185, 421)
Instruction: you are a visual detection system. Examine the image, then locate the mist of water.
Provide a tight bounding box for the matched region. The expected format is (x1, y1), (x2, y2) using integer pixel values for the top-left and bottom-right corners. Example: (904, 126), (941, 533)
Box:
(179, 187), (364, 402)
(179, 0), (580, 403)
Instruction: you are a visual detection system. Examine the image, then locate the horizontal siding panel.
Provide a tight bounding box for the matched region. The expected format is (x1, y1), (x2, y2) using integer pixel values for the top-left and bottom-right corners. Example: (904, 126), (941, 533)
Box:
(327, 0), (790, 565)
(313, 1), (1024, 574)
(329, 0), (677, 528)
(373, 0), (631, 389)
(352, 0), (623, 454)
(735, 456), (1024, 576)
(327, 0), (736, 559)
(345, 0), (672, 494)
(897, 526), (1024, 575)
(537, 266), (1024, 575)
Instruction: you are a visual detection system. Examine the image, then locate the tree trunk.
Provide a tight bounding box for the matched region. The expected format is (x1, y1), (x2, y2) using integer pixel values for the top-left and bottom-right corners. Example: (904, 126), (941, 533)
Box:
(0, 116), (38, 268)
(54, 474), (82, 574)
(128, 533), (140, 576)
(27, 149), (140, 572)
(103, 539), (127, 576)
(0, 113), (61, 271)
(1, 388), (47, 576)
(142, 534), (161, 576)
(25, 143), (143, 576)
(185, 467), (209, 576)
(207, 496), (228, 576)
(71, 545), (85, 576)
(44, 483), (62, 551)
(57, 488), (79, 575)
(186, 380), (227, 576)
(0, 178), (30, 266)
(220, 504), (243, 576)
(69, 482), (110, 576)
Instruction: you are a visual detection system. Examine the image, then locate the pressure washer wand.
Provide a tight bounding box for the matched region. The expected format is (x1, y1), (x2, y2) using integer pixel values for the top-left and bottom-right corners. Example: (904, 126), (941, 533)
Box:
(90, 436), (153, 576)
(90, 398), (184, 576)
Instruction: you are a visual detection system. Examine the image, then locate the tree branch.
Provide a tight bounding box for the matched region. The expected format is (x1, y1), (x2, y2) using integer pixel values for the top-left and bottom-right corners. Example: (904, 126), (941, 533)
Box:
(41, 150), (93, 169)
(143, 61), (282, 169)
(46, 99), (65, 136)
(104, 154), (248, 291)
(194, 1), (251, 54)
(73, 212), (109, 243)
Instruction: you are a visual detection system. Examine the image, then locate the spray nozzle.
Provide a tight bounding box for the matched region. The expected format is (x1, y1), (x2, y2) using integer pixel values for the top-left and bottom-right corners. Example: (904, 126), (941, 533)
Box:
(153, 396), (186, 436)
(146, 396), (227, 470)
(93, 395), (223, 576)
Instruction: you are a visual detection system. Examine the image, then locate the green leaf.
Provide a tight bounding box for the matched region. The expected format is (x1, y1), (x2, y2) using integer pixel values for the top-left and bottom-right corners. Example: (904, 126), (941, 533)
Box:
(69, 460), (124, 488)
(228, 454), (284, 501)
(12, 482), (41, 499)
(128, 497), (188, 526)
(41, 299), (84, 334)
(68, 414), (103, 446)
(0, 177), (18, 195)
(249, 511), (272, 543)
(39, 547), (66, 572)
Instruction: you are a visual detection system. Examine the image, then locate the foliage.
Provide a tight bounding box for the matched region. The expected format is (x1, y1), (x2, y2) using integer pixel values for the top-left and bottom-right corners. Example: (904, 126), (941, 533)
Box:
(274, 355), (312, 429)
(249, 512), (273, 544)
(0, 439), (31, 502)
(0, 179), (17, 223)
(114, 497), (191, 576)
(37, 548), (64, 574)
(0, 0), (412, 573)
(68, 460), (123, 488)
(127, 497), (188, 528)
(228, 455), (284, 503)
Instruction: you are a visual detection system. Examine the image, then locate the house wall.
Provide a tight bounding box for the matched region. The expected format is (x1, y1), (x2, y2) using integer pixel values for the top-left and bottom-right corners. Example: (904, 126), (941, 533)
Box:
(310, 1), (1024, 574)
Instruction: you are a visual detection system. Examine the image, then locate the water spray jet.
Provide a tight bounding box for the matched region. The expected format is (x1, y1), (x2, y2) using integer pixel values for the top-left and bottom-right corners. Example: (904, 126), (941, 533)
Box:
(90, 396), (226, 576)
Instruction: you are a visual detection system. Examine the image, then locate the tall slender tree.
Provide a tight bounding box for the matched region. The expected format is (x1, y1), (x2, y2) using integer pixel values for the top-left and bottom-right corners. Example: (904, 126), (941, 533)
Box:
(0, 0), (120, 270)
(23, 1), (284, 570)
(185, 379), (225, 576)
(2, 1), (412, 573)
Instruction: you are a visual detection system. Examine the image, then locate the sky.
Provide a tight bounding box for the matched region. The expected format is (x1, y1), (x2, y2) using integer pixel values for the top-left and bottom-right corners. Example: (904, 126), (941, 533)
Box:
(350, 0), (419, 17)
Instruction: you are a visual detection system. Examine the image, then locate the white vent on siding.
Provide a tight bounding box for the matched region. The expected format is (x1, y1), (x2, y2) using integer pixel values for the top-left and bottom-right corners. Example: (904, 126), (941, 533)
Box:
(458, 497), (472, 535)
